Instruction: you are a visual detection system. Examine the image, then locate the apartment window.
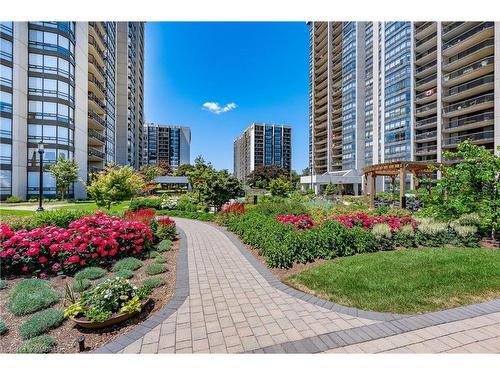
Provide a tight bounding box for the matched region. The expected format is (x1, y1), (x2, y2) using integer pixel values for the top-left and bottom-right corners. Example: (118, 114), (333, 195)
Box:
(0, 117), (12, 139)
(0, 143), (11, 163)
(0, 91), (12, 113)
(0, 170), (11, 195)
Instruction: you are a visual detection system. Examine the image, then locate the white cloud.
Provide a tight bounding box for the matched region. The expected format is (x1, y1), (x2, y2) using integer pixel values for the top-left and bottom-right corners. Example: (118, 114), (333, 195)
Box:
(202, 101), (237, 114)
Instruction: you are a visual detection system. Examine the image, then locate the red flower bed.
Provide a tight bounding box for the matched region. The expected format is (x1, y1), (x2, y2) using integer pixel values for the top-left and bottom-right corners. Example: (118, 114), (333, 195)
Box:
(158, 217), (175, 227)
(331, 212), (416, 231)
(124, 208), (156, 225)
(220, 203), (245, 215)
(0, 211), (153, 276)
(276, 214), (314, 230)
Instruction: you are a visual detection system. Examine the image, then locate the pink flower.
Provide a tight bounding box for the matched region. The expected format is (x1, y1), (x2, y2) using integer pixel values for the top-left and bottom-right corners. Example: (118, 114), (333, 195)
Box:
(38, 256), (48, 264)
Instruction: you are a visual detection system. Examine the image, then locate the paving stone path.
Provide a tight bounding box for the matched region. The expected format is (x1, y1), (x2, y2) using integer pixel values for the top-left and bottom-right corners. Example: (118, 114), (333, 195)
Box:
(97, 218), (500, 354)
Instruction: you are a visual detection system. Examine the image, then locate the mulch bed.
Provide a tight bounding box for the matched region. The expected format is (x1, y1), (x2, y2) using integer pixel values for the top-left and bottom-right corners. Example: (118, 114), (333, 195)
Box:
(0, 239), (179, 354)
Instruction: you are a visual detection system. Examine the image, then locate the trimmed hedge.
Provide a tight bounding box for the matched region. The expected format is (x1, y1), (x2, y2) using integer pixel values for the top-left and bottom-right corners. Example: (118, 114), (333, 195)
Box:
(19, 308), (64, 339)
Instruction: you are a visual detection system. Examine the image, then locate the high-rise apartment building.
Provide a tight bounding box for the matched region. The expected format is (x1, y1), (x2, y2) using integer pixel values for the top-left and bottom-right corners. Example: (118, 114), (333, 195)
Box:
(0, 21), (144, 200)
(302, 21), (500, 194)
(233, 123), (292, 183)
(143, 123), (191, 169)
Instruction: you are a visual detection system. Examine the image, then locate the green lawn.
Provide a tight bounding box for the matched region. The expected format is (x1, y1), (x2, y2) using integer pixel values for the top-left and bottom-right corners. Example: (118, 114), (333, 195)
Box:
(0, 200), (130, 218)
(285, 247), (500, 314)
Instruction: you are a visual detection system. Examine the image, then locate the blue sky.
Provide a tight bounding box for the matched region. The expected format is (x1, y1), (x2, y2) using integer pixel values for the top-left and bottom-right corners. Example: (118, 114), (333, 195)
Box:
(144, 22), (309, 173)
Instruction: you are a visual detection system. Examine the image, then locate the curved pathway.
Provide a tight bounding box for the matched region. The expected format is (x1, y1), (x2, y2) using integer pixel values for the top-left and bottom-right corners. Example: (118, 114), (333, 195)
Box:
(97, 218), (500, 354)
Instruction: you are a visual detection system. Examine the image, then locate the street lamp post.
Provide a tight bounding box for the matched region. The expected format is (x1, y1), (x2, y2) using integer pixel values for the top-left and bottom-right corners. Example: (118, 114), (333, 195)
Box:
(37, 141), (45, 212)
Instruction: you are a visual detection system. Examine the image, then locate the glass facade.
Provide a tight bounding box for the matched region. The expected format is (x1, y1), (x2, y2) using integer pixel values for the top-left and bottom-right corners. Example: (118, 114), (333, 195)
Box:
(341, 22), (357, 170)
(364, 22), (374, 166)
(0, 22), (13, 198)
(105, 22), (116, 165)
(383, 22), (412, 163)
(27, 22), (76, 197)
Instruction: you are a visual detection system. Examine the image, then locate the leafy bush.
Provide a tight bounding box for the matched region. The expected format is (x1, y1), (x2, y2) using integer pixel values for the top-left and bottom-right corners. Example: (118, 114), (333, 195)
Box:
(19, 308), (64, 339)
(64, 277), (148, 323)
(415, 218), (452, 247)
(155, 255), (168, 264)
(149, 250), (160, 258)
(371, 223), (394, 251)
(142, 276), (165, 289)
(124, 208), (156, 226)
(114, 269), (134, 279)
(157, 209), (215, 221)
(157, 239), (173, 252)
(156, 217), (176, 241)
(17, 335), (57, 353)
(0, 279), (7, 289)
(145, 263), (167, 276)
(73, 278), (92, 292)
(33, 209), (92, 228)
(74, 267), (107, 280)
(0, 320), (7, 335)
(8, 279), (60, 316)
(112, 257), (143, 272)
(5, 195), (22, 203)
(129, 196), (163, 211)
(269, 177), (292, 197)
(249, 200), (309, 216)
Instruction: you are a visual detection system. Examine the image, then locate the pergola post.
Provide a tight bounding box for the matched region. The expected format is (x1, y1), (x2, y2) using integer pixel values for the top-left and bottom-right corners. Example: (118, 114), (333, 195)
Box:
(399, 166), (406, 208)
(391, 176), (396, 201)
(413, 173), (420, 198)
(370, 172), (376, 209)
(363, 174), (368, 196)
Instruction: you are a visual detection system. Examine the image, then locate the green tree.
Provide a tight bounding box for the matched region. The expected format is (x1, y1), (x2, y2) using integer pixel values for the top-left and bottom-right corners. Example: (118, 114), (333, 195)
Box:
(269, 177), (292, 197)
(86, 164), (145, 210)
(246, 165), (288, 189)
(198, 169), (242, 211)
(323, 183), (337, 198)
(421, 141), (500, 239)
(186, 156), (214, 202)
(47, 155), (79, 200)
(175, 163), (194, 176)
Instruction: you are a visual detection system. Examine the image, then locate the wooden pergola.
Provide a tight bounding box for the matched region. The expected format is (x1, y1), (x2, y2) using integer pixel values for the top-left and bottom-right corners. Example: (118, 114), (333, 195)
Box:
(362, 161), (441, 209)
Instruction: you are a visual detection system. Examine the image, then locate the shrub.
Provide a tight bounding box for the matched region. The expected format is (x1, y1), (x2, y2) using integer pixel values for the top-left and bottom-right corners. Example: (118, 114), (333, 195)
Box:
(384, 208), (412, 218)
(371, 223), (394, 251)
(129, 197), (163, 211)
(142, 276), (165, 289)
(65, 277), (149, 322)
(220, 202), (245, 216)
(415, 218), (451, 247)
(8, 279), (60, 316)
(5, 195), (22, 203)
(0, 320), (7, 335)
(269, 177), (292, 197)
(114, 269), (134, 279)
(0, 212), (153, 277)
(17, 335), (57, 354)
(156, 217), (176, 241)
(73, 278), (92, 292)
(157, 209), (214, 221)
(33, 209), (92, 229)
(250, 200), (309, 216)
(19, 308), (65, 339)
(276, 214), (314, 230)
(154, 255), (168, 264)
(124, 208), (156, 226)
(0, 279), (7, 289)
(74, 267), (107, 280)
(331, 212), (417, 231)
(157, 239), (173, 252)
(149, 250), (160, 258)
(145, 263), (167, 276)
(112, 257), (143, 272)
(392, 224), (416, 248)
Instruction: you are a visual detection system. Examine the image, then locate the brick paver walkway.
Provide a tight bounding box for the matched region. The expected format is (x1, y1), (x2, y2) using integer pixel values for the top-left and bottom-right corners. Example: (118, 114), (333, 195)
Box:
(98, 218), (500, 354)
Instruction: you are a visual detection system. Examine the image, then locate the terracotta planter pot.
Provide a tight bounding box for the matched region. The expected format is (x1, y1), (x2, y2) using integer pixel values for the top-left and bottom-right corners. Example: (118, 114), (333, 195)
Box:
(70, 299), (151, 329)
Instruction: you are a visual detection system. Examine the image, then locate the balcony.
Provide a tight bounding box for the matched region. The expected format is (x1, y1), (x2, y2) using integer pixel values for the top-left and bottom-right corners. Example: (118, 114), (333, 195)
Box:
(415, 87), (437, 105)
(443, 38), (494, 72)
(88, 92), (106, 114)
(442, 93), (494, 117)
(89, 22), (106, 51)
(442, 56), (494, 88)
(415, 145), (438, 155)
(442, 22), (494, 57)
(415, 130), (437, 142)
(88, 54), (106, 81)
(415, 32), (437, 53)
(443, 111), (494, 133)
(442, 22), (470, 40)
(88, 110), (106, 130)
(415, 73), (437, 91)
(415, 45), (437, 65)
(443, 74), (494, 103)
(442, 130), (494, 148)
(415, 22), (436, 39)
(415, 60), (437, 79)
(88, 73), (106, 99)
(415, 102), (437, 118)
(88, 147), (105, 161)
(88, 34), (106, 66)
(88, 129), (106, 145)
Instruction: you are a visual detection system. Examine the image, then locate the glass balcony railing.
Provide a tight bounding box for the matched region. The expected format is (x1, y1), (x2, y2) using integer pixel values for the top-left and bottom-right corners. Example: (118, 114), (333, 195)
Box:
(416, 130), (437, 141)
(446, 38), (494, 66)
(442, 93), (494, 114)
(443, 22), (494, 50)
(416, 73), (437, 86)
(416, 116), (437, 128)
(415, 60), (437, 74)
(416, 102), (437, 114)
(415, 45), (437, 61)
(415, 21), (433, 34)
(415, 32), (437, 48)
(446, 111), (494, 130)
(445, 74), (493, 97)
(443, 56), (494, 82)
(442, 22), (465, 36)
(443, 130), (494, 146)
